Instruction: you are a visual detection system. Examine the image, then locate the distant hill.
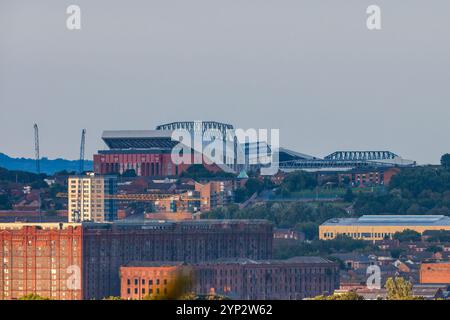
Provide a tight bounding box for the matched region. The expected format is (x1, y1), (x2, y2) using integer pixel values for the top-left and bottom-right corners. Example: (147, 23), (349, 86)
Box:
(0, 153), (93, 175)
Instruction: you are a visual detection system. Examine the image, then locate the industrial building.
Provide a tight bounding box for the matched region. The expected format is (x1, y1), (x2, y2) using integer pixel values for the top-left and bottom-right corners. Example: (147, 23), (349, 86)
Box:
(0, 219), (273, 300)
(120, 257), (339, 300)
(68, 173), (117, 222)
(319, 215), (450, 241)
(0, 223), (82, 300)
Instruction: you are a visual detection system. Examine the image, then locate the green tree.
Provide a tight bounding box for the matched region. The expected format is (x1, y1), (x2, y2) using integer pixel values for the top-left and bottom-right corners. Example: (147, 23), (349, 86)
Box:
(441, 153), (450, 169)
(385, 277), (416, 300)
(313, 292), (364, 300)
(353, 166), (450, 215)
(0, 194), (12, 210)
(426, 245), (443, 253)
(343, 188), (354, 202)
(121, 169), (137, 177)
(274, 235), (375, 258)
(19, 294), (50, 300)
(425, 230), (450, 242)
(233, 187), (248, 203)
(244, 178), (265, 195)
(181, 164), (235, 179)
(390, 248), (404, 259)
(278, 171), (317, 195)
(296, 222), (319, 240)
(393, 229), (421, 242)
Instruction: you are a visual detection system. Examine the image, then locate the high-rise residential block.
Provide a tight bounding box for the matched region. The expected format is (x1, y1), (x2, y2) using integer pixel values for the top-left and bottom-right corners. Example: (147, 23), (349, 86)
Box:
(68, 173), (117, 223)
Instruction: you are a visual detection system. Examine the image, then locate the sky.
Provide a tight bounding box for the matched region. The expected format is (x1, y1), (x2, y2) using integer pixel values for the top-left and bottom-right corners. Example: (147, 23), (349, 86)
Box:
(1, 0), (449, 164)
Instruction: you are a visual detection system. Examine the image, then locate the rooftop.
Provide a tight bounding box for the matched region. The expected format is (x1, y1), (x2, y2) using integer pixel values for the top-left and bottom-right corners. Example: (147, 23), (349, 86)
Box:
(0, 219), (273, 231)
(101, 130), (177, 150)
(322, 215), (450, 227)
(123, 257), (333, 268)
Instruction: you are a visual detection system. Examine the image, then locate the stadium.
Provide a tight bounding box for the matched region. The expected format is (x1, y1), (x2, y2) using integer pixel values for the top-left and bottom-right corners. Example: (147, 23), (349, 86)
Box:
(93, 121), (416, 177)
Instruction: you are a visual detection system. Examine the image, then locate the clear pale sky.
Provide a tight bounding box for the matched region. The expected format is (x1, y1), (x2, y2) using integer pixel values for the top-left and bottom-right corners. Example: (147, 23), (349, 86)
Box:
(1, 0), (449, 164)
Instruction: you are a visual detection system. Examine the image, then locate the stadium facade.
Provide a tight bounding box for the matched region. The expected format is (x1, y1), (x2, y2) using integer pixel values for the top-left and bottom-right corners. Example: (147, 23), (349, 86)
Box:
(93, 121), (241, 177)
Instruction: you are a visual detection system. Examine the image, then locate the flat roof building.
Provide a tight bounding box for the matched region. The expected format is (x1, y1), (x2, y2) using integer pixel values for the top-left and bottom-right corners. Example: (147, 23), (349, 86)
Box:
(120, 257), (339, 300)
(68, 173), (117, 223)
(319, 215), (450, 241)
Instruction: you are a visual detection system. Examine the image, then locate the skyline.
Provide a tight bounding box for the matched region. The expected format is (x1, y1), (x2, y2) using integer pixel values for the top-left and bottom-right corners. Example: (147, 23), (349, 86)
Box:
(1, 1), (450, 164)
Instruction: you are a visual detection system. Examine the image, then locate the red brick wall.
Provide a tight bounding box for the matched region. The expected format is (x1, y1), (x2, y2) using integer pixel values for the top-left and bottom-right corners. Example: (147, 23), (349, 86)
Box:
(0, 225), (83, 300)
(120, 261), (339, 300)
(94, 152), (223, 177)
(82, 221), (273, 299)
(120, 266), (181, 300)
(94, 153), (182, 176)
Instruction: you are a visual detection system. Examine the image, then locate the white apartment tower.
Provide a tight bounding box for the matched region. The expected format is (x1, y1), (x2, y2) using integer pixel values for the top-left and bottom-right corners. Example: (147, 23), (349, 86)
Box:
(68, 173), (117, 222)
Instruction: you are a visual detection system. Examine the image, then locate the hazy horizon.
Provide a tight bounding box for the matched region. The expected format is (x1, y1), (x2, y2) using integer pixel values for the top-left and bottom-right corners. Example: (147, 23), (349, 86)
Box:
(1, 1), (450, 164)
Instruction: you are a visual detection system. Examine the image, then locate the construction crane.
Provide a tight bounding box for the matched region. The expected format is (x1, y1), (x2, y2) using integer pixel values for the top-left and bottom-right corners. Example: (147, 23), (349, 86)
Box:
(33, 124), (40, 174)
(57, 191), (207, 215)
(79, 129), (86, 173)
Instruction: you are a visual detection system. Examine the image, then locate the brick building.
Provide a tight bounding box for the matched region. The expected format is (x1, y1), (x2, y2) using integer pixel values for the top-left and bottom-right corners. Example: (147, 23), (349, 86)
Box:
(120, 257), (339, 300)
(0, 220), (273, 300)
(337, 167), (401, 186)
(420, 262), (450, 284)
(194, 180), (234, 211)
(0, 223), (83, 300)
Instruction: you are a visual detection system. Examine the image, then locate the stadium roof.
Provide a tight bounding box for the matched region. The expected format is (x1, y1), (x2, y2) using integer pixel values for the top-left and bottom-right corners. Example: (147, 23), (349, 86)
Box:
(322, 215), (450, 226)
(278, 147), (318, 161)
(101, 130), (176, 149)
(103, 130), (173, 139)
(156, 121), (234, 132)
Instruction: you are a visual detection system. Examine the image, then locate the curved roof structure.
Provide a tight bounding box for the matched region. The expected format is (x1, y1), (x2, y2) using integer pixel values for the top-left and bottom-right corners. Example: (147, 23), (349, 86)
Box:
(156, 121), (234, 133)
(325, 151), (398, 161)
